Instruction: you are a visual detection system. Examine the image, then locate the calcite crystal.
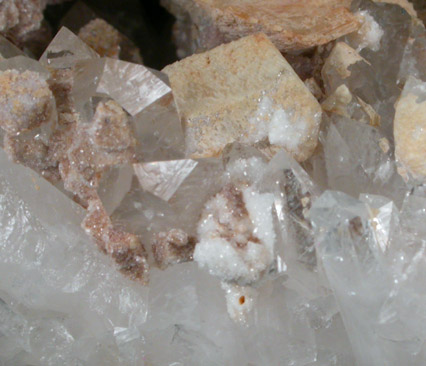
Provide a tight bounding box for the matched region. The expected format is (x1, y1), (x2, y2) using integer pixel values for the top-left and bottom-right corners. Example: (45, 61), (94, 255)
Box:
(164, 33), (322, 161)
(394, 76), (426, 182)
(78, 19), (122, 59)
(161, 0), (360, 56)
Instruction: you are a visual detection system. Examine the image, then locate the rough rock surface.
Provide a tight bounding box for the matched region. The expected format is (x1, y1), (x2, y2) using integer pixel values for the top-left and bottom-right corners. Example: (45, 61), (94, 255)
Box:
(164, 33), (322, 161)
(161, 0), (360, 56)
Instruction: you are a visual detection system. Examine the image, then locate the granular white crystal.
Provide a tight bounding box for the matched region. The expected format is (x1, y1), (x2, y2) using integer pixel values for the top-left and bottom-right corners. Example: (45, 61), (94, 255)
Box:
(194, 183), (275, 285)
(268, 108), (309, 151)
(353, 10), (384, 52)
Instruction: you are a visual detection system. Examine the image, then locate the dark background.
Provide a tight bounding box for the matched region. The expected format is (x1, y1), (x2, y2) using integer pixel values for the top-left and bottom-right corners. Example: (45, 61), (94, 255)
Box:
(45, 0), (178, 69)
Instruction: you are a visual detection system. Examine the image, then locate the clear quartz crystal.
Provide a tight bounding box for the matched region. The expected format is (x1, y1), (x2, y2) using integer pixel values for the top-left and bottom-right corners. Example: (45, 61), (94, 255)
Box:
(39, 27), (99, 69)
(73, 57), (171, 117)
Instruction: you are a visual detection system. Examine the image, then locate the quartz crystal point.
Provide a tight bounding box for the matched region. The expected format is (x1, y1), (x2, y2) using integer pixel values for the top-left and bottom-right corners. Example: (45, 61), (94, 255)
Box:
(345, 0), (411, 100)
(164, 34), (322, 161)
(310, 190), (426, 365)
(0, 34), (24, 58)
(133, 92), (186, 162)
(161, 0), (360, 56)
(324, 116), (405, 204)
(39, 27), (99, 69)
(0, 148), (148, 365)
(258, 150), (324, 298)
(134, 159), (198, 201)
(394, 76), (426, 182)
(115, 157), (225, 245)
(73, 57), (170, 117)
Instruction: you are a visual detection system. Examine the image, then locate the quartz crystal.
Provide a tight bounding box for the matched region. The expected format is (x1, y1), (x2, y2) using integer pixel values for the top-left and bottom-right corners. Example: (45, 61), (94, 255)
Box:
(73, 57), (170, 116)
(1, 1), (426, 365)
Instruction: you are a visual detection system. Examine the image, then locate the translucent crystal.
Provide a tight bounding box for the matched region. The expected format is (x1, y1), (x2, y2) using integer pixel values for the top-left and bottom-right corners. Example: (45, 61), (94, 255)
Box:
(134, 159), (198, 201)
(73, 57), (171, 117)
(39, 27), (99, 69)
(133, 92), (185, 162)
(113, 157), (225, 243)
(324, 116), (405, 204)
(97, 164), (134, 215)
(0, 35), (24, 58)
(0, 55), (50, 79)
(0, 149), (148, 365)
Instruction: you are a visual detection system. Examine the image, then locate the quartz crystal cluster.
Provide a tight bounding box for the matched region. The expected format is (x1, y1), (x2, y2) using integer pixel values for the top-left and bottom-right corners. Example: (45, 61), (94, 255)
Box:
(0, 0), (425, 365)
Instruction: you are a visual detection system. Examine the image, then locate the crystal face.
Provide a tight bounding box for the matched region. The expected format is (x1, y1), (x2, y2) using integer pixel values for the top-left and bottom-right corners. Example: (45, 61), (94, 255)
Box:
(0, 2), (425, 365)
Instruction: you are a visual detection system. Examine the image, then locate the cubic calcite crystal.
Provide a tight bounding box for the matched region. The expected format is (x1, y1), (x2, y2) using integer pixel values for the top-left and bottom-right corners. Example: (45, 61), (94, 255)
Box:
(164, 33), (322, 161)
(161, 0), (360, 56)
(394, 76), (426, 182)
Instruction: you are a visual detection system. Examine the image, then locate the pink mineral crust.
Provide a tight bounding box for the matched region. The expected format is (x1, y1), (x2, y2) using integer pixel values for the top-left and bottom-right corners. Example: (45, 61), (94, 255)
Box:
(78, 19), (121, 59)
(0, 65), (149, 283)
(162, 0), (360, 55)
(152, 228), (196, 269)
(82, 198), (149, 283)
(0, 69), (60, 180)
(59, 100), (136, 201)
(0, 70), (55, 135)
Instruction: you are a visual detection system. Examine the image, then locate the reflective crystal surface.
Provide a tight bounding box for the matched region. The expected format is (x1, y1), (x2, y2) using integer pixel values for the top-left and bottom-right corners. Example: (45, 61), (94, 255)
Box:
(0, 2), (426, 364)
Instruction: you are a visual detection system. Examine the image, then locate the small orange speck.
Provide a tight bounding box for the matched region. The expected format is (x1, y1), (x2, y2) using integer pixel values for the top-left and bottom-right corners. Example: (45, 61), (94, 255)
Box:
(239, 296), (245, 305)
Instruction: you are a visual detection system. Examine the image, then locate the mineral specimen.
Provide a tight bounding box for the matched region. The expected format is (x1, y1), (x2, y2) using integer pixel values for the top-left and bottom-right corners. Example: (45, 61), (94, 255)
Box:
(164, 33), (322, 161)
(394, 76), (426, 182)
(161, 0), (360, 56)
(1, 1), (426, 365)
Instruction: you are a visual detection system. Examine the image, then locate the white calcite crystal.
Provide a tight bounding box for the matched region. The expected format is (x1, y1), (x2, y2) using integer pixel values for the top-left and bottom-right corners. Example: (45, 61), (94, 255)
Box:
(194, 182), (275, 284)
(349, 10), (385, 52)
(164, 33), (322, 161)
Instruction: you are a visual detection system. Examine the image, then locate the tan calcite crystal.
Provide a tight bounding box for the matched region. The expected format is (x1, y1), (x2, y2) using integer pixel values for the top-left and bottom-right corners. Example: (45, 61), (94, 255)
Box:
(162, 0), (360, 53)
(78, 19), (121, 59)
(322, 42), (366, 93)
(394, 77), (426, 182)
(163, 33), (322, 162)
